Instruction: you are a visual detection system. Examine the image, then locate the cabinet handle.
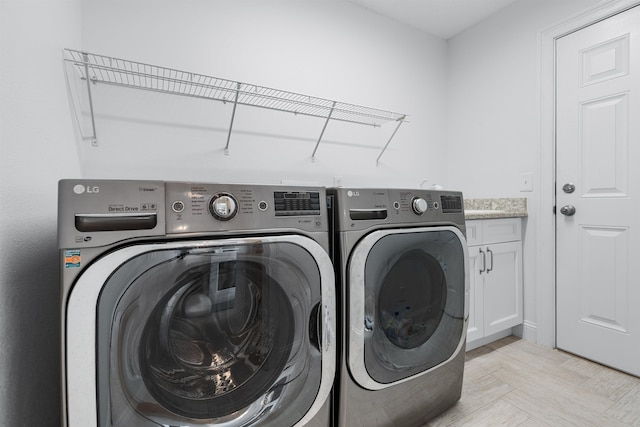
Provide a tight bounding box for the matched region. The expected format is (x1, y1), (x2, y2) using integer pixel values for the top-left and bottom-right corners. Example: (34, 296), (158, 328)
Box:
(479, 248), (486, 273)
(487, 247), (494, 273)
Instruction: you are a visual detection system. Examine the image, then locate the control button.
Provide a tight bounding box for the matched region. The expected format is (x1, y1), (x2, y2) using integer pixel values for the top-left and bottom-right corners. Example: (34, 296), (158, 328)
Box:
(258, 200), (268, 211)
(412, 197), (428, 215)
(393, 201), (400, 210)
(433, 201), (440, 210)
(209, 193), (238, 221)
(171, 200), (185, 213)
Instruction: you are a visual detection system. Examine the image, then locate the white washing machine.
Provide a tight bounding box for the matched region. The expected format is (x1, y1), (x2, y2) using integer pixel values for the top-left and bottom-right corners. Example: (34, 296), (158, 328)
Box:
(328, 188), (469, 427)
(58, 180), (336, 427)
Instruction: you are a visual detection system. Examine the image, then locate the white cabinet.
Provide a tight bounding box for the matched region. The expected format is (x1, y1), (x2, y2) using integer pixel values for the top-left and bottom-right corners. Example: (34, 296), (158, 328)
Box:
(466, 218), (523, 346)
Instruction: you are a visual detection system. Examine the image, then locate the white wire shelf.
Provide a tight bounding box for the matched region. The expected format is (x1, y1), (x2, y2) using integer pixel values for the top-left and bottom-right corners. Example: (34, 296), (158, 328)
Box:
(63, 48), (407, 163)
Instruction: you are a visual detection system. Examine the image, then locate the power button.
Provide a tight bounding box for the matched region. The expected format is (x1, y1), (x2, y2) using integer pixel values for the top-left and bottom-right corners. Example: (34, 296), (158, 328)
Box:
(172, 200), (185, 213)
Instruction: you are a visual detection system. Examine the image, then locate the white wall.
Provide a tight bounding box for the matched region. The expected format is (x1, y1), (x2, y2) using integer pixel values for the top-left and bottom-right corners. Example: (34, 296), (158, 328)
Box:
(77, 0), (449, 188)
(0, 0), (82, 424)
(445, 0), (602, 344)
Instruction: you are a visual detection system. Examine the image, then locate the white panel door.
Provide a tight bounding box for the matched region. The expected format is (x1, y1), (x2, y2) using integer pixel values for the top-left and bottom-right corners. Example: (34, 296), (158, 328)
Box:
(556, 5), (640, 376)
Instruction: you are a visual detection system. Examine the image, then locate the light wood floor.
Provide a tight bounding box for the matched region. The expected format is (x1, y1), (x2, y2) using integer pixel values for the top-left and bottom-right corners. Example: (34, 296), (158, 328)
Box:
(425, 336), (640, 427)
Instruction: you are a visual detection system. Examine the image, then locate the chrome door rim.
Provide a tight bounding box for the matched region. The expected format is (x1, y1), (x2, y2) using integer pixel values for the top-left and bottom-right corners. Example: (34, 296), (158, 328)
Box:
(347, 226), (469, 390)
(65, 235), (336, 426)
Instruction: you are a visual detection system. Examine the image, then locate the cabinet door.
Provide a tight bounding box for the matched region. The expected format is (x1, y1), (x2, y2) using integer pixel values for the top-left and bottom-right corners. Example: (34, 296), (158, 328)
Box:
(483, 241), (523, 336)
(466, 246), (484, 342)
(482, 218), (521, 245)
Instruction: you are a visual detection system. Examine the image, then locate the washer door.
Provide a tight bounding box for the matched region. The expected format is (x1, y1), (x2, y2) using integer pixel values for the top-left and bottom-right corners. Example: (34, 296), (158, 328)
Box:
(65, 235), (335, 426)
(347, 226), (468, 390)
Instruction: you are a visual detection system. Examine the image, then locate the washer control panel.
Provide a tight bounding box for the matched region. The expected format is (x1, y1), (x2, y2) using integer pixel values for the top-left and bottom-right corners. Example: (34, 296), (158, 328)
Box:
(165, 182), (326, 234)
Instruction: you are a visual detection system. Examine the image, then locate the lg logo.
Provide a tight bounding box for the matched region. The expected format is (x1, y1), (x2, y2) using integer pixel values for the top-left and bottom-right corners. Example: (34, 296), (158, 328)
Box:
(73, 184), (100, 195)
(347, 190), (360, 197)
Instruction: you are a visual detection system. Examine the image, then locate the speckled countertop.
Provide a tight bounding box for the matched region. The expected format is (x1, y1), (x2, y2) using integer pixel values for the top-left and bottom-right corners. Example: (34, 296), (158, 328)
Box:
(464, 198), (528, 220)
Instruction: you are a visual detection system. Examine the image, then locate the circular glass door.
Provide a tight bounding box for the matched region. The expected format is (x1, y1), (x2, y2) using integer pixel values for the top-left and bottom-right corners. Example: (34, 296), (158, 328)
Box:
(94, 238), (329, 426)
(348, 227), (468, 388)
(377, 249), (447, 350)
(137, 257), (294, 419)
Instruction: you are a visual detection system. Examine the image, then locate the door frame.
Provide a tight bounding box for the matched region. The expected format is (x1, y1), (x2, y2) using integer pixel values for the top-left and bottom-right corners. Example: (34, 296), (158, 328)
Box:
(538, 0), (640, 348)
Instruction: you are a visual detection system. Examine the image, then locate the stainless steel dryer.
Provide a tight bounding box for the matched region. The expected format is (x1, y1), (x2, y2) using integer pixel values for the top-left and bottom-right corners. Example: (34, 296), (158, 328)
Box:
(59, 180), (336, 427)
(328, 188), (468, 427)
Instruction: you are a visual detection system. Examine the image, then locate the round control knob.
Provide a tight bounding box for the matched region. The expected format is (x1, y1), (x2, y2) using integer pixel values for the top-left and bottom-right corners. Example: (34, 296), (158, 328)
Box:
(412, 197), (428, 215)
(209, 193), (238, 221)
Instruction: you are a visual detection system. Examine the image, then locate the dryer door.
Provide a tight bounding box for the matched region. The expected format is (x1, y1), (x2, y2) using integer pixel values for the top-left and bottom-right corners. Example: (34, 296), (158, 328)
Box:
(65, 235), (335, 427)
(347, 226), (468, 390)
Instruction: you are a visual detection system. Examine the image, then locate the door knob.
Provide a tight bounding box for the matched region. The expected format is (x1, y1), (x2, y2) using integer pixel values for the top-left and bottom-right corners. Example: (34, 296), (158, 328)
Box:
(562, 183), (576, 193)
(560, 205), (576, 216)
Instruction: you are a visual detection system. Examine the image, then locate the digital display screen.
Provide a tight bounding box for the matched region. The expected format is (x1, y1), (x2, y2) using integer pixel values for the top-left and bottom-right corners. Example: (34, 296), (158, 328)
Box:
(274, 191), (321, 216)
(440, 195), (463, 213)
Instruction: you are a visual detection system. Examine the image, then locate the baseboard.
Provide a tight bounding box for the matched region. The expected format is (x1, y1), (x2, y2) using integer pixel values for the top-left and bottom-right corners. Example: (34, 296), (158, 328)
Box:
(514, 320), (538, 344)
(466, 321), (538, 352)
(466, 329), (512, 351)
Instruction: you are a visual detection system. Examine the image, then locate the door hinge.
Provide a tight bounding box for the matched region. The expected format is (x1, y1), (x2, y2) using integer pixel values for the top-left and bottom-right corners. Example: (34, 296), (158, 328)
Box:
(553, 205), (556, 215)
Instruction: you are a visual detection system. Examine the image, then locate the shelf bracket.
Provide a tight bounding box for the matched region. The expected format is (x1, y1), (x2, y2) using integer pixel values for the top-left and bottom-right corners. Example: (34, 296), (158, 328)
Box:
(82, 53), (98, 146)
(224, 82), (241, 155)
(311, 101), (336, 162)
(376, 115), (406, 166)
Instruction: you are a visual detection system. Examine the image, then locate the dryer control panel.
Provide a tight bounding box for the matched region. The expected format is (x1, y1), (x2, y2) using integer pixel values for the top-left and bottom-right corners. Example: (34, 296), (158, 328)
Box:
(329, 187), (465, 232)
